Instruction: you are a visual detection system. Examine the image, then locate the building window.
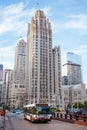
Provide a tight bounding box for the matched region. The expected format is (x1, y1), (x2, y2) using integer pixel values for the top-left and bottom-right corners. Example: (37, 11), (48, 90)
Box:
(15, 85), (18, 88)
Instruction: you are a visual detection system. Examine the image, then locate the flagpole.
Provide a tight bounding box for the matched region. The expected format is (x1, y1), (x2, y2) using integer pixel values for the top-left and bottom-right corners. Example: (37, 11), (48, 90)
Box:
(37, 2), (40, 10)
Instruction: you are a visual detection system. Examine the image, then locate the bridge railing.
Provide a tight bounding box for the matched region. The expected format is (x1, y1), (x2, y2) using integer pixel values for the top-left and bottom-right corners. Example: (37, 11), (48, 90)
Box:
(52, 112), (87, 122)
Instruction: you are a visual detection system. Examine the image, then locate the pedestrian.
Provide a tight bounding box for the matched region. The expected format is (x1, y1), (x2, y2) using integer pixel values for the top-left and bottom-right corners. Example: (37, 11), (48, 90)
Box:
(1, 110), (5, 116)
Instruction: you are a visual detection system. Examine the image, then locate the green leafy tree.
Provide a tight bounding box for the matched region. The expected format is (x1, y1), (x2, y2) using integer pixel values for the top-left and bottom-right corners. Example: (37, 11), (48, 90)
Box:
(73, 102), (83, 108)
(78, 102), (84, 108)
(67, 103), (72, 108)
(83, 101), (87, 110)
(50, 108), (59, 113)
(73, 102), (78, 108)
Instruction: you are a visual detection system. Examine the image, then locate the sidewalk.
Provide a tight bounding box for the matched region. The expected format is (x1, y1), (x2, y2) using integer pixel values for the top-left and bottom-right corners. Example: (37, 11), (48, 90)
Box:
(0, 115), (4, 129)
(0, 112), (11, 130)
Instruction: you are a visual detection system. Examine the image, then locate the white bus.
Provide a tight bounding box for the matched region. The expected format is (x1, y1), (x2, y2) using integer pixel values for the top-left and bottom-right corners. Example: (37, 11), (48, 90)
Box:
(23, 103), (52, 122)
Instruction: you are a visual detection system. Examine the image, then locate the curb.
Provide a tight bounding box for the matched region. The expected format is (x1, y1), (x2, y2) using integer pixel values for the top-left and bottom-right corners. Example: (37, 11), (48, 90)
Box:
(53, 118), (87, 126)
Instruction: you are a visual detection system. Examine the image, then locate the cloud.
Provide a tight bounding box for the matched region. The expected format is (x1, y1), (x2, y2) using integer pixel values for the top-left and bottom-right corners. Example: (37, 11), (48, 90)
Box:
(0, 46), (15, 69)
(64, 14), (87, 34)
(57, 0), (77, 5)
(50, 13), (87, 35)
(0, 46), (15, 56)
(74, 44), (87, 55)
(2, 62), (14, 70)
(0, 2), (51, 70)
(62, 44), (87, 60)
(42, 6), (51, 16)
(0, 2), (36, 36)
(51, 21), (65, 35)
(0, 2), (52, 36)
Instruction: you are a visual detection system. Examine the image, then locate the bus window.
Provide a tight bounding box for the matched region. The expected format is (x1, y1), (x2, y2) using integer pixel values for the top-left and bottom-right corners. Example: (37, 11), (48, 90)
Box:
(36, 106), (50, 114)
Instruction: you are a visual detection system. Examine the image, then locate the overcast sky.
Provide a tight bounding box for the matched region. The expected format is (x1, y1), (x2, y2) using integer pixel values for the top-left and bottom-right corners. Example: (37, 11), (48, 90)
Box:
(0, 0), (87, 86)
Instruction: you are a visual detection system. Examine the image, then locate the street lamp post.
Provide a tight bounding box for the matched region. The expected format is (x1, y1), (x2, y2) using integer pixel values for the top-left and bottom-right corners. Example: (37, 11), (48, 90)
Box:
(64, 97), (66, 111)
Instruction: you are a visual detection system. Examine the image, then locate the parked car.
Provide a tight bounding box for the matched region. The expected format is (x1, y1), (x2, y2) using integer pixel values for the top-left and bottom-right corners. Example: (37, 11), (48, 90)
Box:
(15, 109), (22, 114)
(82, 111), (87, 115)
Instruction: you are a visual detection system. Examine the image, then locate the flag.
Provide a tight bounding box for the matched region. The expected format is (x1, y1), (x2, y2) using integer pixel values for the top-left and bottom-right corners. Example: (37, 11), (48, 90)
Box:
(37, 2), (39, 6)
(37, 2), (40, 9)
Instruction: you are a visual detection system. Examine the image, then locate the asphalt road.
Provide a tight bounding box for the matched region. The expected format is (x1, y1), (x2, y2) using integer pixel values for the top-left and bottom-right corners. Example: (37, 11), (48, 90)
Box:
(4, 112), (87, 130)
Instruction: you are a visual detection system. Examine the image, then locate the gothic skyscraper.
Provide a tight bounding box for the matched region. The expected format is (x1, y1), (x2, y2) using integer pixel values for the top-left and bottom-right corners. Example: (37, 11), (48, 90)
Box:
(26, 10), (53, 105)
(52, 46), (62, 108)
(13, 37), (26, 107)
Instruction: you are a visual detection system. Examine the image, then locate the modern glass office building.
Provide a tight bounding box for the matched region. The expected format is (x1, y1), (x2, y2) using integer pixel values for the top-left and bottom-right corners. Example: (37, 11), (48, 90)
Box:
(62, 52), (82, 85)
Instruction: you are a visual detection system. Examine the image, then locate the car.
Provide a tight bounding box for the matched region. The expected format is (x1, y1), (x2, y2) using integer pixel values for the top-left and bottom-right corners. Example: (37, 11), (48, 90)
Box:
(82, 111), (87, 115)
(15, 109), (22, 114)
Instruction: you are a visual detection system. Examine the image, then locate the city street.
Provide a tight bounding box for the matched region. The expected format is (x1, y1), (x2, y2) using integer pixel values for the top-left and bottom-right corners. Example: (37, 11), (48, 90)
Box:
(3, 112), (87, 130)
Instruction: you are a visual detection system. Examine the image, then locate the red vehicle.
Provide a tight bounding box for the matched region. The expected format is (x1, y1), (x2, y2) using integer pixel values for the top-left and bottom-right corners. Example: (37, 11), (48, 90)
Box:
(0, 104), (5, 116)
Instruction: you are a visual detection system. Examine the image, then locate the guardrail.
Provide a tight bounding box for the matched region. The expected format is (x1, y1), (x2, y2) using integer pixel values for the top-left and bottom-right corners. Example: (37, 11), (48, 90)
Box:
(52, 112), (87, 126)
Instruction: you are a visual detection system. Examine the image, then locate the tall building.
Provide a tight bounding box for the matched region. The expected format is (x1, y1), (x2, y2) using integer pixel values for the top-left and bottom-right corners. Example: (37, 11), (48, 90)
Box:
(62, 83), (87, 110)
(2, 69), (13, 106)
(0, 64), (3, 81)
(26, 10), (53, 105)
(52, 46), (62, 108)
(0, 64), (3, 103)
(62, 52), (82, 85)
(12, 37), (26, 107)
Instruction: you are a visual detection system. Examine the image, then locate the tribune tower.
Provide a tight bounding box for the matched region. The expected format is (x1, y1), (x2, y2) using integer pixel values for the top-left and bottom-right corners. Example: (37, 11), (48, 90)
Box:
(26, 10), (53, 105)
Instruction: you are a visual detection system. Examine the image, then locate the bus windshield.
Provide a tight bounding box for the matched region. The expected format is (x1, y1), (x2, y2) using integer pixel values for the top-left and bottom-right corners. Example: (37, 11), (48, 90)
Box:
(36, 106), (50, 114)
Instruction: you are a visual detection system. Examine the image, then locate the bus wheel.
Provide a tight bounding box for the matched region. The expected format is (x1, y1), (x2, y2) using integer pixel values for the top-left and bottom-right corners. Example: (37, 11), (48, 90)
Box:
(24, 117), (26, 120)
(24, 115), (26, 120)
(31, 116), (34, 123)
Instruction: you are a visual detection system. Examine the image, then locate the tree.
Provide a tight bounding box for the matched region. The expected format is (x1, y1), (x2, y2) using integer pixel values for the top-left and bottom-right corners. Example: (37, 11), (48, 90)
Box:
(83, 101), (87, 110)
(78, 102), (84, 108)
(73, 102), (83, 108)
(67, 103), (72, 108)
(73, 102), (78, 108)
